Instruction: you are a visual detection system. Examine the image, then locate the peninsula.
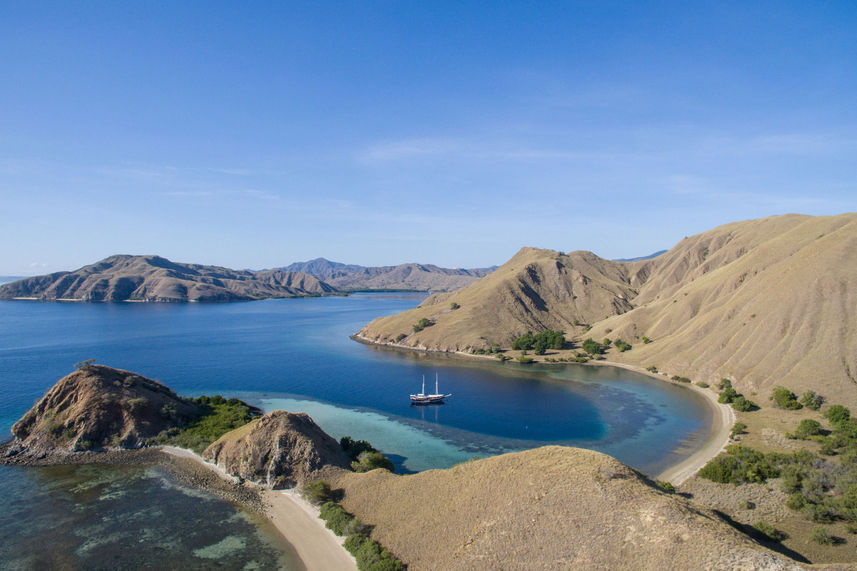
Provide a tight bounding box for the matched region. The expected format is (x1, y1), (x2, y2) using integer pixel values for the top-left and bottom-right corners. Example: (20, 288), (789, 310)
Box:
(0, 254), (338, 302)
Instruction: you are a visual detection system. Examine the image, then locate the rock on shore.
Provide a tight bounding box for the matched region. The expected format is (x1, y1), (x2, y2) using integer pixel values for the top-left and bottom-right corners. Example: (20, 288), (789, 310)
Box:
(203, 410), (351, 488)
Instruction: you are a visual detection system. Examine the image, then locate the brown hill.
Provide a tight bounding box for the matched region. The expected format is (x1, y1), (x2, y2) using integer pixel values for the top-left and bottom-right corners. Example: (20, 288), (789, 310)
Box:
(0, 254), (337, 302)
(332, 446), (803, 570)
(7, 364), (202, 459)
(202, 410), (351, 488)
(283, 257), (494, 291)
(358, 213), (857, 407)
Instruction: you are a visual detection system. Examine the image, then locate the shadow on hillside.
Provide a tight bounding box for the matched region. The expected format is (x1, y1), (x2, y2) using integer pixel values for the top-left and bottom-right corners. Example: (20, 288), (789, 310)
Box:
(712, 510), (810, 563)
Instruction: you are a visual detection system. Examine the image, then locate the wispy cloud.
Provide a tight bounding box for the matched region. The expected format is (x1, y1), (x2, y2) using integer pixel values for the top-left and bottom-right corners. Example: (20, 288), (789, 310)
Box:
(698, 132), (857, 157)
(358, 137), (630, 164)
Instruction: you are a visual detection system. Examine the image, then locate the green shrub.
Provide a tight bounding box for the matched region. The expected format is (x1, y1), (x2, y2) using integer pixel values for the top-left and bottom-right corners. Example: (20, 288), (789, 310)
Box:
(794, 419), (824, 439)
(753, 521), (787, 542)
(319, 502), (366, 536)
(771, 386), (802, 410)
(127, 398), (148, 412)
(819, 437), (838, 456)
(153, 395), (258, 453)
(346, 534), (404, 571)
(449, 302), (460, 310)
(394, 333), (406, 342)
(512, 330), (565, 352)
(490, 343), (501, 353)
(801, 391), (823, 410)
(614, 339), (632, 352)
(341, 436), (377, 459)
(412, 318), (433, 333)
(810, 526), (835, 545)
(846, 523), (857, 535)
(582, 338), (603, 355)
(731, 396), (757, 412)
(75, 438), (94, 451)
(699, 455), (743, 484)
(646, 365), (658, 373)
(303, 481), (334, 505)
(786, 493), (806, 510)
(517, 356), (534, 364)
(656, 480), (675, 493)
(826, 405), (851, 426)
(696, 381), (709, 388)
(352, 451), (395, 473)
(671, 375), (692, 383)
(731, 422), (747, 437)
(642, 336), (652, 344)
(698, 446), (781, 485)
(718, 388), (738, 404)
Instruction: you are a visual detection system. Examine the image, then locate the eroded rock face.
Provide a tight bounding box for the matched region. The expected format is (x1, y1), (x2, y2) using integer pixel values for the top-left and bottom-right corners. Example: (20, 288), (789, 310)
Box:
(10, 365), (202, 460)
(202, 410), (351, 488)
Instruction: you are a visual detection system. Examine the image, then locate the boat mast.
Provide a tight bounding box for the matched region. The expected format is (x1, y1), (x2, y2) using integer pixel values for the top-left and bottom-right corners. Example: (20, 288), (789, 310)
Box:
(422, 375), (425, 395)
(435, 373), (439, 395)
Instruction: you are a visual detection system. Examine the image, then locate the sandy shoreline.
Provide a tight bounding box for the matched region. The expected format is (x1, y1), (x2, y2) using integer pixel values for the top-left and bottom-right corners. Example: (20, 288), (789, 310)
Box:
(162, 447), (356, 571)
(594, 360), (736, 485)
(352, 334), (735, 484)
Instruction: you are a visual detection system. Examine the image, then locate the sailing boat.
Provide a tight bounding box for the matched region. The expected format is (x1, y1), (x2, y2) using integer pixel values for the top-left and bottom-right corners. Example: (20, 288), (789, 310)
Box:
(409, 373), (452, 405)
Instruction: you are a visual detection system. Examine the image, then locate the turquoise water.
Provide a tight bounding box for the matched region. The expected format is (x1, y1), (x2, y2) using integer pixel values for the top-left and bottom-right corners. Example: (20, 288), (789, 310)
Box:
(0, 293), (711, 567)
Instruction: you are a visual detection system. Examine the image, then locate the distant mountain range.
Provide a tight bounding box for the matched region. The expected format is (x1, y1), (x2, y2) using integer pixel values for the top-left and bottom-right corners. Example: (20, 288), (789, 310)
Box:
(612, 250), (667, 262)
(280, 258), (496, 292)
(359, 213), (857, 407)
(0, 255), (336, 302)
(0, 255), (497, 302)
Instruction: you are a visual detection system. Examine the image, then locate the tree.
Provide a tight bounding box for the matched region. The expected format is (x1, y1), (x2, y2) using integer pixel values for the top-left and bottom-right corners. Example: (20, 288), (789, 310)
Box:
(731, 396), (756, 412)
(412, 317), (433, 333)
(74, 358), (95, 370)
(770, 386), (802, 410)
(582, 338), (602, 355)
(718, 388), (738, 404)
(825, 405), (851, 426)
(351, 451), (395, 473)
(801, 390), (823, 410)
(614, 339), (632, 352)
(794, 419), (823, 439)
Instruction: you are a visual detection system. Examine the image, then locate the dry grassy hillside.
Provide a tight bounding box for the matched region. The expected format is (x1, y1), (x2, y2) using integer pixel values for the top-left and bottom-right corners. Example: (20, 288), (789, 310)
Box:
(358, 247), (638, 350)
(358, 213), (857, 407)
(331, 447), (802, 570)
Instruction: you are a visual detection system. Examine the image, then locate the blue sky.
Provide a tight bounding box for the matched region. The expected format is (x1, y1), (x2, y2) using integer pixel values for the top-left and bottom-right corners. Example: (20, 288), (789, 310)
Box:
(1, 2), (855, 274)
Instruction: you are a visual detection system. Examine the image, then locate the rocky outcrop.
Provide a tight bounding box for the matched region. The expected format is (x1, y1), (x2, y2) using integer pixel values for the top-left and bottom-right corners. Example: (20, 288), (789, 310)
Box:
(0, 254), (338, 302)
(202, 410), (351, 488)
(7, 365), (202, 460)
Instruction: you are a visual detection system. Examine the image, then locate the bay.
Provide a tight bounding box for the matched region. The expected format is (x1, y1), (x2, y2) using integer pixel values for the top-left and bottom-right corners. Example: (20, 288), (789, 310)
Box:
(0, 293), (711, 567)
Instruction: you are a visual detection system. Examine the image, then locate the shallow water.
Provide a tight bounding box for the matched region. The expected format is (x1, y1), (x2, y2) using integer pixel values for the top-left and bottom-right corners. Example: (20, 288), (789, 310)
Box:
(0, 463), (301, 570)
(0, 293), (711, 565)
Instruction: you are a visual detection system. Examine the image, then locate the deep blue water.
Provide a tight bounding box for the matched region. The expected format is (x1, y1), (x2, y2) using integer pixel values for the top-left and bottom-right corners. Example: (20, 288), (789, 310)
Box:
(0, 294), (711, 568)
